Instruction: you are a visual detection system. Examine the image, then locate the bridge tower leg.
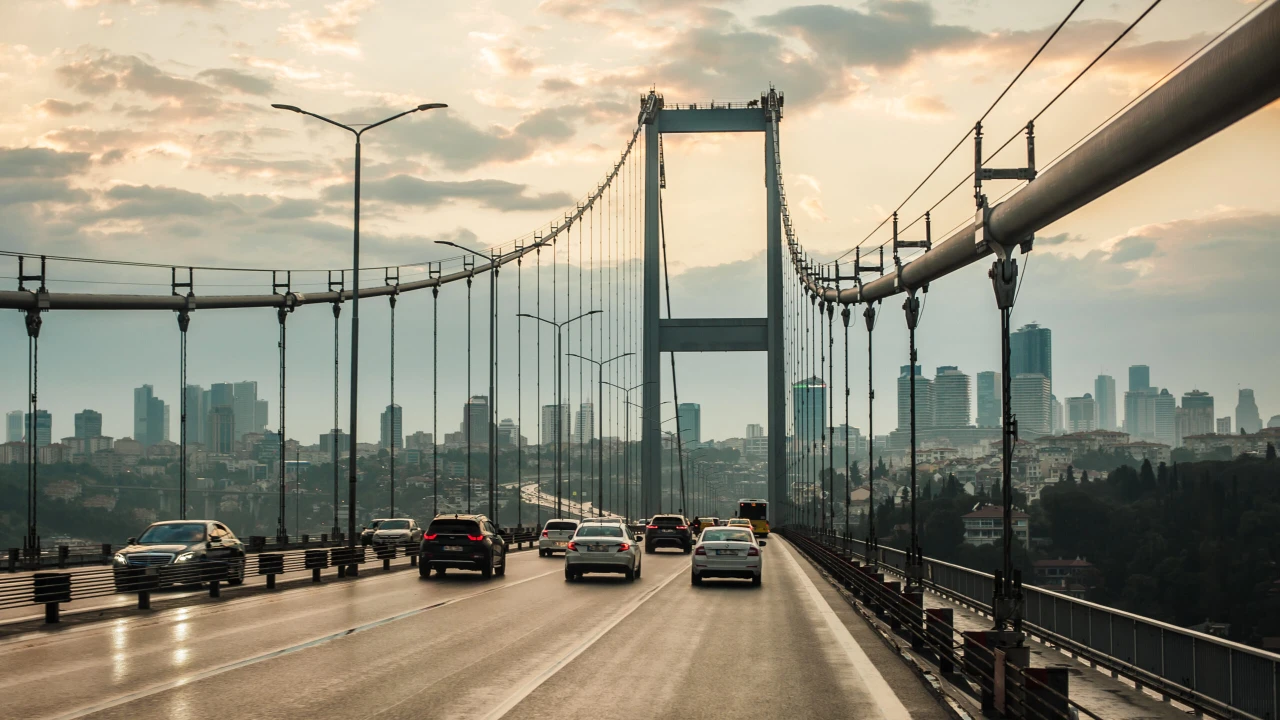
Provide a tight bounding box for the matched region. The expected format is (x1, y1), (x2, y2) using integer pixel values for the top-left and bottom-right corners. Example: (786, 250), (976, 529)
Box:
(764, 97), (785, 526)
(641, 100), (662, 519)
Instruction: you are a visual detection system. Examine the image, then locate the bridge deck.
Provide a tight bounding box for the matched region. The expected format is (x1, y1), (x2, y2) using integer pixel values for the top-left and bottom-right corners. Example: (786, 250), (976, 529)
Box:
(0, 539), (947, 719)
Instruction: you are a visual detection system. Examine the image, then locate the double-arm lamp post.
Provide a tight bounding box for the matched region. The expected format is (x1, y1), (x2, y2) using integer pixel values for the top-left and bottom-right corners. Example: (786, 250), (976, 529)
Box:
(517, 310), (600, 518)
(567, 352), (633, 517)
(271, 101), (447, 550)
(605, 381), (652, 523)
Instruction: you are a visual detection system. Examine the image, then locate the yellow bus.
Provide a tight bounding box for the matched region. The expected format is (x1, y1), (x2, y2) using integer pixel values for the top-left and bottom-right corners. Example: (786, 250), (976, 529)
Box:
(737, 499), (769, 537)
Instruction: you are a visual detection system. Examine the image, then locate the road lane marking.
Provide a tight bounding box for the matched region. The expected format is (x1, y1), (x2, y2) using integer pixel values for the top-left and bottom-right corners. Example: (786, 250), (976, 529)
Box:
(778, 538), (913, 720)
(482, 564), (686, 719)
(47, 567), (562, 720)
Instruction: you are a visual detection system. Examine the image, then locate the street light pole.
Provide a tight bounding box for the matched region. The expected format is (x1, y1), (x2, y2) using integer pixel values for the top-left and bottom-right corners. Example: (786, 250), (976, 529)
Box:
(568, 352), (633, 517)
(606, 381), (651, 523)
(272, 101), (447, 554)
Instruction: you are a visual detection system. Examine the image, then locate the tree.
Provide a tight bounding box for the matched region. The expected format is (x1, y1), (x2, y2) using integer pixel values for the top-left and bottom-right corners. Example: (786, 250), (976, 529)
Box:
(1267, 442), (1276, 461)
(1065, 464), (1076, 484)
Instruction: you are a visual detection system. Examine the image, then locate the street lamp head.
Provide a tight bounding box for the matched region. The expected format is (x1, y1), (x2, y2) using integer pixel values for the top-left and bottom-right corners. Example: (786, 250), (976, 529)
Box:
(271, 103), (302, 113)
(417, 103), (449, 112)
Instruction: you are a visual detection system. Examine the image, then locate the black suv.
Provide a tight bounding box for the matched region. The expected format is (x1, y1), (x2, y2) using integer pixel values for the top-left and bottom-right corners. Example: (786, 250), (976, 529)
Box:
(645, 514), (693, 553)
(419, 514), (507, 579)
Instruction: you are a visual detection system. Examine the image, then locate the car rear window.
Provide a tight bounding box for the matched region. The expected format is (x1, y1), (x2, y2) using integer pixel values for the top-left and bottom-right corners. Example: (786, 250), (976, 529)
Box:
(576, 526), (623, 537)
(653, 517), (684, 526)
(429, 520), (481, 535)
(545, 521), (577, 531)
(703, 530), (754, 543)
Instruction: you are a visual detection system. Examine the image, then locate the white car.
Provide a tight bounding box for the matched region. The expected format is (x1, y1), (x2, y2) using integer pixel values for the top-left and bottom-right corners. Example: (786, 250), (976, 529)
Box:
(539, 519), (579, 556)
(691, 526), (764, 587)
(564, 523), (642, 582)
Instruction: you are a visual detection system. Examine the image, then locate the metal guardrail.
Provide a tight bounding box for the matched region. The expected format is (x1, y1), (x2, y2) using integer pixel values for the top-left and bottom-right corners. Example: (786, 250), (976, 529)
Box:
(813, 530), (1277, 720)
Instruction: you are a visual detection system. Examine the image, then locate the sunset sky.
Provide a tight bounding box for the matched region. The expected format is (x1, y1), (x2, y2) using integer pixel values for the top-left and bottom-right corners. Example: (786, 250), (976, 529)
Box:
(1, 0), (1276, 445)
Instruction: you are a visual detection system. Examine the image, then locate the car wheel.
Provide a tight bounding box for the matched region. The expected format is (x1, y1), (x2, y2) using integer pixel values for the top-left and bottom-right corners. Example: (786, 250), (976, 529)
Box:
(482, 555), (494, 579)
(564, 567), (575, 582)
(538, 549), (547, 557)
(226, 576), (244, 586)
(752, 574), (762, 587)
(496, 555), (506, 577)
(691, 571), (702, 586)
(682, 544), (692, 554)
(645, 545), (655, 554)
(419, 564), (431, 578)
(625, 568), (635, 582)
(635, 561), (642, 579)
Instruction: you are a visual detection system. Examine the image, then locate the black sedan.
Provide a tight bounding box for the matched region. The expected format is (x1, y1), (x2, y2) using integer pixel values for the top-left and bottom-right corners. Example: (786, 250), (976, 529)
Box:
(112, 520), (246, 590)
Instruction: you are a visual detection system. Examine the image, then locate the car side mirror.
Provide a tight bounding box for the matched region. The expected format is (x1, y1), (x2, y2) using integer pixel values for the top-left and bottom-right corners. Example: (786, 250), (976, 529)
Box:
(127, 537), (136, 545)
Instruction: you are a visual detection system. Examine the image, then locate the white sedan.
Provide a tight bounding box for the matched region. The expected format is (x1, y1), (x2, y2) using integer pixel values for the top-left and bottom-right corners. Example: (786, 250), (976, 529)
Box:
(564, 523), (642, 582)
(539, 519), (579, 557)
(691, 527), (764, 587)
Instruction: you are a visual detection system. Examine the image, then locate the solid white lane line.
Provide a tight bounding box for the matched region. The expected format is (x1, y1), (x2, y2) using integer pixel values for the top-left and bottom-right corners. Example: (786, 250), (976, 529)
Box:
(47, 567), (562, 720)
(482, 565), (686, 720)
(778, 539), (913, 720)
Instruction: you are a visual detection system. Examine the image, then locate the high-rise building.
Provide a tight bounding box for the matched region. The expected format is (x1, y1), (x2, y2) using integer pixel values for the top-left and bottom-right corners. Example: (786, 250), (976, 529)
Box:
(1066, 395), (1098, 433)
(933, 366), (971, 428)
(793, 376), (827, 447)
(1216, 417), (1232, 435)
(1155, 389), (1176, 447)
(1180, 390), (1215, 438)
(74, 410), (102, 439)
(1124, 389), (1157, 440)
(541, 404), (571, 445)
(498, 419), (519, 447)
(574, 403), (596, 445)
(1010, 324), (1052, 394)
(133, 385), (169, 447)
(976, 371), (1000, 428)
(465, 396), (490, 444)
(5, 410), (22, 443)
(745, 423), (764, 438)
(1010, 374), (1051, 438)
(896, 366), (933, 432)
(677, 403), (701, 445)
(1236, 389), (1262, 434)
(206, 383), (234, 448)
(1128, 365), (1151, 392)
(380, 404), (403, 449)
(1050, 395), (1064, 435)
(208, 406), (235, 453)
(320, 429), (350, 456)
(255, 399), (268, 434)
(232, 381), (258, 440)
(184, 385), (206, 445)
(24, 410), (52, 448)
(1094, 375), (1117, 431)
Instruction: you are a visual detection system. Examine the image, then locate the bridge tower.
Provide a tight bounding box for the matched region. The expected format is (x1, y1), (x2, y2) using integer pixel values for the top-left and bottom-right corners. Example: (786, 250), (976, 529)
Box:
(639, 89), (785, 523)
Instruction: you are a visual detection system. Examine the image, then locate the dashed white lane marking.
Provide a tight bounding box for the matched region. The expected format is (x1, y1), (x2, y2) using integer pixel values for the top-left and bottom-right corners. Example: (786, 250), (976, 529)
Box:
(483, 564), (686, 719)
(778, 538), (914, 720)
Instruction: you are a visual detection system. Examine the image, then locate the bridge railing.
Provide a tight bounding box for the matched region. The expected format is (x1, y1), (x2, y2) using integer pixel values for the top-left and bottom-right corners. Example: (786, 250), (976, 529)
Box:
(807, 529), (1277, 720)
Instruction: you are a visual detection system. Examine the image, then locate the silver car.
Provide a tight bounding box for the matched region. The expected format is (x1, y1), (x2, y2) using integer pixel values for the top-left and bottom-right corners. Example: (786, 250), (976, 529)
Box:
(564, 523), (642, 582)
(371, 518), (423, 546)
(691, 526), (764, 587)
(539, 519), (579, 557)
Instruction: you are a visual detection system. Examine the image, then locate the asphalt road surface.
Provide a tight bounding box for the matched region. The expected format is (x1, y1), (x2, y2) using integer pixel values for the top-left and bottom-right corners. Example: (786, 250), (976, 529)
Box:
(0, 538), (949, 720)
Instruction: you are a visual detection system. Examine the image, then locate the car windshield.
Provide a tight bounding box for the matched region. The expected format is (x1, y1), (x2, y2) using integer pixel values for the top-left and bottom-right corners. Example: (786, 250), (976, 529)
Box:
(429, 520), (481, 535)
(545, 521), (577, 531)
(137, 523), (206, 544)
(702, 530), (754, 543)
(576, 526), (624, 538)
(379, 520), (411, 530)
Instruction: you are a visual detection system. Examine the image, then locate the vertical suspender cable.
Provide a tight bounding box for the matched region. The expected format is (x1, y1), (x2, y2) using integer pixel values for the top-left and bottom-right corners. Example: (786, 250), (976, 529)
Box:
(536, 245), (543, 527)
(466, 272), (473, 513)
(24, 308), (41, 559)
(842, 306), (851, 539)
(657, 190), (687, 515)
(332, 297), (341, 537)
(432, 284), (439, 518)
(827, 301), (835, 534)
(277, 300), (290, 542)
(517, 249), (523, 528)
(178, 310), (190, 520)
(865, 303), (879, 565)
(389, 291), (397, 518)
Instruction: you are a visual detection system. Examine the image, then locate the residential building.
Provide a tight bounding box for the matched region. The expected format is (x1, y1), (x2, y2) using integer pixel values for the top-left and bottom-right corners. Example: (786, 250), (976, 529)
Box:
(321, 429), (350, 456)
(1066, 395), (1098, 433)
(1236, 389), (1262, 434)
(1129, 365), (1151, 393)
(793, 376), (827, 447)
(1117, 441), (1171, 465)
(1010, 323), (1052, 394)
(896, 365), (934, 432)
(743, 435), (769, 458)
(677, 402), (701, 445)
(574, 403), (595, 445)
(745, 423), (764, 439)
(1010, 374), (1051, 438)
(232, 381), (259, 441)
(1155, 389), (1177, 448)
(541, 404), (571, 445)
(962, 505), (1030, 546)
(1033, 558), (1100, 598)
(380, 404), (403, 449)
(406, 431), (433, 450)
(1216, 417), (1232, 435)
(1094, 374), (1117, 431)
(976, 371), (1000, 428)
(74, 409), (102, 439)
(25, 410), (52, 448)
(465, 396), (490, 445)
(933, 366), (971, 428)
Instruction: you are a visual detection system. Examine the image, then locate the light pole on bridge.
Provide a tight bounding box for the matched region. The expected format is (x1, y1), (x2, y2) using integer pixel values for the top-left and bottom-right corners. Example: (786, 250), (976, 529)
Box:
(568, 352), (633, 517)
(271, 101), (448, 555)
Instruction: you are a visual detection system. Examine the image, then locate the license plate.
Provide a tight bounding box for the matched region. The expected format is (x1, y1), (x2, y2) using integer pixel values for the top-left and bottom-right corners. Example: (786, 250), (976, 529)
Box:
(444, 545), (462, 552)
(591, 545), (608, 552)
(555, 541), (567, 547)
(661, 529), (674, 533)
(716, 549), (738, 555)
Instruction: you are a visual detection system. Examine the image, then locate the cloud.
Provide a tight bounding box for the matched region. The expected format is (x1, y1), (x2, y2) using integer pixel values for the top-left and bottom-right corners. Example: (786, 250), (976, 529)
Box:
(321, 175), (574, 213)
(98, 184), (244, 219)
(280, 0), (376, 57)
(1107, 236), (1159, 264)
(0, 147), (92, 178)
(480, 44), (539, 78)
(56, 50), (215, 100)
(31, 98), (95, 117)
(758, 2), (980, 70)
(195, 68), (275, 96)
(0, 180), (90, 206)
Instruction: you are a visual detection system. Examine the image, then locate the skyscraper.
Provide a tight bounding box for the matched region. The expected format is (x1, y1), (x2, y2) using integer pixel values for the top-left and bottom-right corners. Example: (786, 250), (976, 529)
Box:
(465, 396), (490, 444)
(1128, 365), (1151, 392)
(574, 403), (596, 445)
(24, 410), (52, 448)
(74, 410), (102, 439)
(677, 403), (701, 445)
(1236, 389), (1262, 434)
(541, 404), (571, 445)
(380, 404), (403, 449)
(1155, 389), (1176, 447)
(133, 385), (168, 446)
(209, 406), (235, 453)
(896, 366), (933, 432)
(1050, 395), (1063, 435)
(1066, 395), (1098, 432)
(1094, 375), (1117, 431)
(5, 411), (22, 443)
(1010, 374), (1051, 438)
(933, 366), (971, 428)
(185, 385), (206, 445)
(498, 419), (519, 447)
(1010, 323), (1052, 394)
(976, 371), (1000, 428)
(1181, 390), (1215, 438)
(255, 399), (268, 434)
(232, 381), (258, 441)
(792, 376), (827, 447)
(206, 383), (234, 447)
(1124, 389), (1157, 440)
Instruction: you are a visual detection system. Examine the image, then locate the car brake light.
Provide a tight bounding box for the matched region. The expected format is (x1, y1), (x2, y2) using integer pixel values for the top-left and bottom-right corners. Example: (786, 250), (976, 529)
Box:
(567, 541), (577, 551)
(541, 530), (549, 538)
(617, 543), (630, 552)
(467, 535), (484, 541)
(695, 546), (706, 555)
(423, 533), (437, 541)
(646, 524), (658, 529)
(676, 525), (687, 530)
(747, 547), (760, 556)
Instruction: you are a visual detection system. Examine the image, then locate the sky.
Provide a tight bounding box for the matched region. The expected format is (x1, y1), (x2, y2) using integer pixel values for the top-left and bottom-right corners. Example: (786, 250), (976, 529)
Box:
(0, 0), (1277, 445)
